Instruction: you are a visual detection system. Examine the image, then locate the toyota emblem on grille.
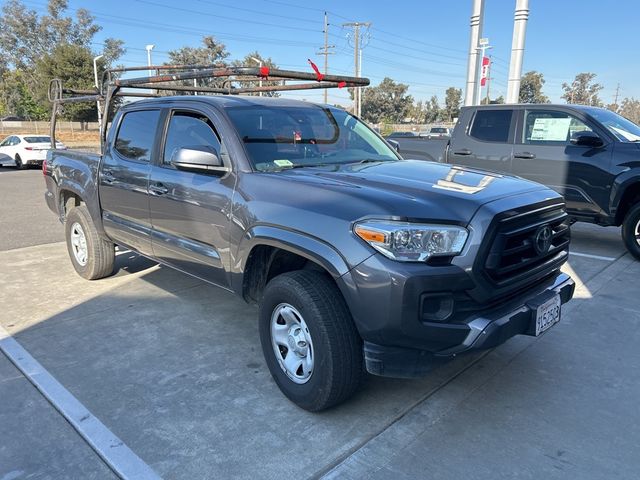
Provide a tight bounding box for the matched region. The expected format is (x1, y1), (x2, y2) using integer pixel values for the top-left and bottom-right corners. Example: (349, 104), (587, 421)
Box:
(533, 225), (553, 255)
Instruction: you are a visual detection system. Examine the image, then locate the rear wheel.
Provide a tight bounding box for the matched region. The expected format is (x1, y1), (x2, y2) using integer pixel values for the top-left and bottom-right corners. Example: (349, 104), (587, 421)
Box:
(14, 154), (24, 169)
(65, 205), (115, 279)
(258, 270), (365, 411)
(622, 203), (640, 261)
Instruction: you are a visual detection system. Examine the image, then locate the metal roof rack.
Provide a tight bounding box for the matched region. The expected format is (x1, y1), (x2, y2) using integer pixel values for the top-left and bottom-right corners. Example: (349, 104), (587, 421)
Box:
(48, 64), (370, 148)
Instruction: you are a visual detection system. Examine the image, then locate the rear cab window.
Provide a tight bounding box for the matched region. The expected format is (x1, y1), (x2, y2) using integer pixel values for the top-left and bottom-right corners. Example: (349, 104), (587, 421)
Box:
(114, 110), (161, 162)
(469, 109), (514, 143)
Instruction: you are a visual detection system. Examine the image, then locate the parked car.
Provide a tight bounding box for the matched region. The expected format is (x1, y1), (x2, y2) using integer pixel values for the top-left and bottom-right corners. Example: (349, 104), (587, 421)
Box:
(0, 115), (25, 121)
(0, 135), (66, 169)
(394, 104), (640, 260)
(44, 67), (574, 411)
(386, 131), (418, 138)
(421, 126), (451, 139)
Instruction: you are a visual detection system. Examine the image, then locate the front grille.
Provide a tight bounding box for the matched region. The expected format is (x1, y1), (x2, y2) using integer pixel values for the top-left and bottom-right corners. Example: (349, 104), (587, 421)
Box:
(484, 205), (570, 286)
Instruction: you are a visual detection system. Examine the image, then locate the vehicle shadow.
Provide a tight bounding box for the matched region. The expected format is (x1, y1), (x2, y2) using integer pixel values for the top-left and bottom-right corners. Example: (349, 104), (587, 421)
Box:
(4, 250), (485, 479)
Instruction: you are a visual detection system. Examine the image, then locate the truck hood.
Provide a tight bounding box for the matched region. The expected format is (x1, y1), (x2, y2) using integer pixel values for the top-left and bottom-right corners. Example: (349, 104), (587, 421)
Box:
(263, 160), (555, 224)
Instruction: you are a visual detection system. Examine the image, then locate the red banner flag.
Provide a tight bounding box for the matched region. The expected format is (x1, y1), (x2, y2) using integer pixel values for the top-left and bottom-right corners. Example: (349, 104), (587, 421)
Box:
(480, 56), (490, 87)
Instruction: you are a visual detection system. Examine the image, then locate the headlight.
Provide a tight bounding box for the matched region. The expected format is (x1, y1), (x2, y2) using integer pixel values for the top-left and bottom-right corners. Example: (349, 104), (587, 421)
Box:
(354, 220), (468, 262)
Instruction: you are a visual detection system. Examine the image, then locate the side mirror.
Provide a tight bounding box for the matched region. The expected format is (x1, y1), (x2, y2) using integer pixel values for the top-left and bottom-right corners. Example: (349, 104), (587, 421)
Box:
(570, 131), (604, 147)
(387, 139), (400, 153)
(171, 145), (228, 173)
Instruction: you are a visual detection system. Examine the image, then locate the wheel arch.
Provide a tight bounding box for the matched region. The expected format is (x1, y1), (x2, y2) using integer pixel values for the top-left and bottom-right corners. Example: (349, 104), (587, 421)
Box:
(237, 226), (351, 304)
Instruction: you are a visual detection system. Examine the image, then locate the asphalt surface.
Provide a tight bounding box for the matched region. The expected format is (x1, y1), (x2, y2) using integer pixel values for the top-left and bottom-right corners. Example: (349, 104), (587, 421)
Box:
(0, 166), (64, 250)
(1, 168), (638, 479)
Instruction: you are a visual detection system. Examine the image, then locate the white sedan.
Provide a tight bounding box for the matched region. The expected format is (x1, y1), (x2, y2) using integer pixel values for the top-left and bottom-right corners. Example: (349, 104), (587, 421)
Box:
(0, 135), (66, 169)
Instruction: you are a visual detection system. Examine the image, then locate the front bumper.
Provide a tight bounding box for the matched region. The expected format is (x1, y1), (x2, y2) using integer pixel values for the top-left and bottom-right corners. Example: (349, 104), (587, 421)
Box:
(361, 272), (574, 377)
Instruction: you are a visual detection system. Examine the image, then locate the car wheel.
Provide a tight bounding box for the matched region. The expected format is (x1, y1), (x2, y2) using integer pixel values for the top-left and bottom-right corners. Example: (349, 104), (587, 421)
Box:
(259, 270), (365, 411)
(65, 205), (115, 279)
(14, 154), (24, 169)
(622, 203), (640, 261)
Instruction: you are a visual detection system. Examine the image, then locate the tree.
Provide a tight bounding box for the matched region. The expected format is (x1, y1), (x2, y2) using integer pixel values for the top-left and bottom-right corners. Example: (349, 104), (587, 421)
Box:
(165, 36), (230, 92)
(231, 51), (280, 97)
(0, 69), (48, 119)
(359, 77), (413, 123)
(561, 73), (603, 106)
(518, 71), (549, 103)
(424, 96), (442, 123)
(444, 87), (462, 122)
(619, 98), (640, 125)
(0, 0), (100, 69)
(35, 44), (97, 121)
(0, 0), (124, 119)
(407, 100), (426, 124)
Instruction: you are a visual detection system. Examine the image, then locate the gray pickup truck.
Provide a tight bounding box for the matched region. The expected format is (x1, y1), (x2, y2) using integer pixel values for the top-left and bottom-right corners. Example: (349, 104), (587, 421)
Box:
(394, 104), (640, 259)
(44, 67), (574, 411)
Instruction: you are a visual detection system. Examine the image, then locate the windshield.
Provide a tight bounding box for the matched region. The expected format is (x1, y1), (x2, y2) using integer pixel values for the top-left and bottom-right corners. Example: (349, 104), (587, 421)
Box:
(226, 105), (399, 171)
(24, 136), (51, 143)
(585, 108), (640, 142)
(431, 127), (448, 133)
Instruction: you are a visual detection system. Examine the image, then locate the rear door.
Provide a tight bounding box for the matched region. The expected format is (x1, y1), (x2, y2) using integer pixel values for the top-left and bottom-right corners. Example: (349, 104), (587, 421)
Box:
(148, 107), (235, 288)
(448, 107), (516, 173)
(512, 107), (614, 217)
(99, 109), (161, 255)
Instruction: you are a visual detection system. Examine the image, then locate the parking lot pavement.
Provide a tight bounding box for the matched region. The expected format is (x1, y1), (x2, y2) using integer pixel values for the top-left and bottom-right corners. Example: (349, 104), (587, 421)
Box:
(1, 227), (637, 479)
(325, 254), (640, 480)
(0, 354), (117, 480)
(0, 168), (64, 251)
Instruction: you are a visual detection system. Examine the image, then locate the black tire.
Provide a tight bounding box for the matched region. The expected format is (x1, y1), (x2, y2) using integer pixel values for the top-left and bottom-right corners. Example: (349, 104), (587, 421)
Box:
(259, 270), (365, 412)
(622, 202), (640, 261)
(14, 154), (24, 169)
(65, 205), (115, 279)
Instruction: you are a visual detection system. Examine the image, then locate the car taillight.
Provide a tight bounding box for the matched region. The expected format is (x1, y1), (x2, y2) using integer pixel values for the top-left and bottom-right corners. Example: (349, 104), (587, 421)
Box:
(25, 146), (34, 150)
(42, 160), (47, 175)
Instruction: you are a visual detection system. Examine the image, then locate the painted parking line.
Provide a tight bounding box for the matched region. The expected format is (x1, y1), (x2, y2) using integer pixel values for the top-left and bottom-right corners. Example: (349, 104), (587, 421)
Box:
(569, 251), (617, 262)
(0, 324), (161, 480)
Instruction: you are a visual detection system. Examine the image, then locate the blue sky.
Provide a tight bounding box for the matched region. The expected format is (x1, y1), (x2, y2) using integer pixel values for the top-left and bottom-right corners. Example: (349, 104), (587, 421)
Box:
(18, 0), (640, 105)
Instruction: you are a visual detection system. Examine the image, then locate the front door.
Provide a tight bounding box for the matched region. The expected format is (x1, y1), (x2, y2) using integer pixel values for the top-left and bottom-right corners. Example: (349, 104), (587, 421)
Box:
(99, 109), (161, 255)
(148, 108), (235, 288)
(511, 108), (614, 217)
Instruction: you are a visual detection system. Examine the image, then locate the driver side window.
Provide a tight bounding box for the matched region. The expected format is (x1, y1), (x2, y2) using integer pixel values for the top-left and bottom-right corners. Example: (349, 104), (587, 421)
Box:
(163, 111), (221, 166)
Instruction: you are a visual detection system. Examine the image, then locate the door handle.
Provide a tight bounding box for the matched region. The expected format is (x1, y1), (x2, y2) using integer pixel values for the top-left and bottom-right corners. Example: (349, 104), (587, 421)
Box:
(453, 148), (472, 156)
(149, 183), (169, 195)
(514, 152), (536, 159)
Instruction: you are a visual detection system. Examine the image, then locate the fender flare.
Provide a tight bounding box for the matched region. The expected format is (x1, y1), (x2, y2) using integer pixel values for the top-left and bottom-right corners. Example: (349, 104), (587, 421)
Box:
(237, 225), (351, 279)
(610, 172), (640, 223)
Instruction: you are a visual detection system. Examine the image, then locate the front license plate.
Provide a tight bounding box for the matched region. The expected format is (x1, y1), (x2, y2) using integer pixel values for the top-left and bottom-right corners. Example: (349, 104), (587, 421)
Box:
(535, 294), (561, 336)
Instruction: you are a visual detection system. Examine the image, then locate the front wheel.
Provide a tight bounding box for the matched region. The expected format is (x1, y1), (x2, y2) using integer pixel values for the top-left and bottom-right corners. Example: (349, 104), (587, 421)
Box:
(259, 270), (365, 411)
(622, 203), (640, 261)
(65, 205), (115, 279)
(14, 154), (24, 169)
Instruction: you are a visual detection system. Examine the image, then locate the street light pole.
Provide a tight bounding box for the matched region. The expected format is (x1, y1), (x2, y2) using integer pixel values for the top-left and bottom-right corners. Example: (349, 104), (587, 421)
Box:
(93, 54), (104, 132)
(250, 56), (263, 96)
(145, 44), (155, 94)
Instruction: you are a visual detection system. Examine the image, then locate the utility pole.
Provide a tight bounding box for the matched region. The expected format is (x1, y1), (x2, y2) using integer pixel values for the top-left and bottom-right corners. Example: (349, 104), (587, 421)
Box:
(343, 21), (371, 117)
(613, 83), (621, 106)
(145, 44), (155, 95)
(318, 12), (335, 104)
(506, 0), (530, 104)
(464, 0), (485, 106)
